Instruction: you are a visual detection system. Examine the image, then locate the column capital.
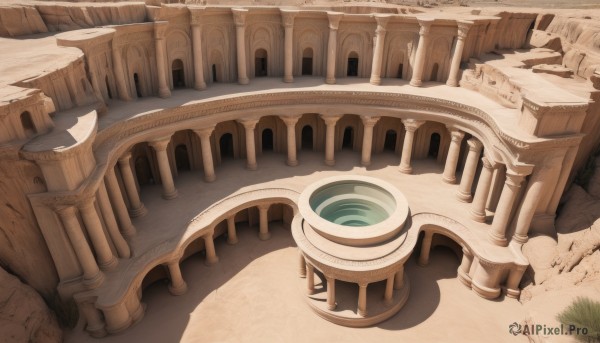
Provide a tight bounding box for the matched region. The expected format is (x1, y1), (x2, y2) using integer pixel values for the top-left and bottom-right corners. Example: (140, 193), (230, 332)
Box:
(118, 151), (132, 164)
(402, 119), (425, 132)
(56, 205), (78, 218)
(189, 7), (205, 26)
(327, 12), (343, 30)
(193, 125), (215, 138)
(457, 20), (474, 40)
(257, 203), (270, 211)
(505, 171), (526, 188)
(280, 114), (301, 126)
(373, 14), (391, 33)
(360, 115), (380, 127)
(148, 135), (172, 151)
(417, 17), (435, 36)
(78, 196), (96, 211)
(232, 8), (248, 27)
(481, 156), (496, 170)
(358, 281), (369, 288)
(320, 114), (343, 125)
(461, 246), (473, 257)
(237, 118), (260, 129)
(447, 127), (465, 142)
(466, 138), (483, 152)
(280, 9), (298, 28)
(153, 21), (169, 40)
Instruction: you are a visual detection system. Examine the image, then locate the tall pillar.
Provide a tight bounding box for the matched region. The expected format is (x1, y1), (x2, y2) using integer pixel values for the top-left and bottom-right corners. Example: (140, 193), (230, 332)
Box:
(203, 230), (219, 266)
(111, 45), (131, 101)
(410, 18), (434, 87)
(232, 8), (249, 85)
(320, 114), (342, 166)
(326, 276), (336, 310)
(487, 166), (505, 212)
(325, 12), (343, 84)
(456, 138), (483, 202)
(153, 22), (171, 98)
(357, 282), (368, 317)
(79, 198), (118, 271)
(281, 10), (298, 83)
(193, 126), (216, 182)
(398, 119), (425, 174)
(360, 115), (380, 166)
(299, 252), (307, 278)
(105, 167), (136, 237)
(167, 261), (188, 296)
(394, 266), (404, 289)
(118, 152), (147, 217)
(80, 301), (107, 338)
(488, 171), (526, 246)
(226, 216), (238, 245)
(441, 128), (465, 184)
(57, 206), (103, 288)
(384, 275), (394, 305)
(369, 15), (391, 85)
(548, 147), (578, 215)
(258, 204), (271, 241)
(149, 136), (178, 200)
(470, 156), (495, 222)
(238, 119), (259, 170)
(505, 266), (527, 298)
(97, 181), (130, 258)
(418, 231), (433, 267)
(457, 247), (474, 288)
(281, 115), (301, 166)
(190, 9), (207, 91)
(307, 264), (315, 295)
(446, 20), (473, 87)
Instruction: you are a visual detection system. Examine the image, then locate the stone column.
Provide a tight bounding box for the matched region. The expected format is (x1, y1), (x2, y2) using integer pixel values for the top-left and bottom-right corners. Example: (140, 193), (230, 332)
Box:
(505, 266), (527, 299)
(118, 153), (147, 217)
(358, 282), (368, 317)
(410, 18), (434, 87)
(320, 114), (342, 166)
(232, 8), (249, 85)
(203, 230), (219, 265)
(80, 301), (107, 338)
(149, 136), (178, 200)
(190, 16), (207, 91)
(238, 119), (259, 170)
(299, 252), (307, 278)
(384, 275), (394, 305)
(441, 128), (465, 184)
(307, 264), (315, 295)
(446, 20), (473, 87)
(489, 172), (525, 246)
(360, 115), (380, 166)
(79, 198), (118, 271)
(154, 22), (171, 98)
(258, 204), (271, 241)
(167, 261), (188, 296)
(226, 216), (238, 245)
(418, 231), (433, 267)
(193, 126), (217, 182)
(97, 181), (130, 258)
(326, 276), (336, 310)
(394, 267), (404, 289)
(111, 45), (131, 101)
(325, 12), (343, 84)
(105, 167), (136, 237)
(548, 146), (578, 215)
(370, 15), (391, 85)
(57, 206), (104, 288)
(281, 10), (298, 83)
(281, 115), (301, 166)
(470, 156), (495, 222)
(398, 119), (425, 174)
(457, 247), (474, 288)
(456, 138), (483, 202)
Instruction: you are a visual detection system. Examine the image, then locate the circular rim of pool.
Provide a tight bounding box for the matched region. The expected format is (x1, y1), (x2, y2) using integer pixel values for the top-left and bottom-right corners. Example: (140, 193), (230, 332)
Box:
(298, 175), (409, 246)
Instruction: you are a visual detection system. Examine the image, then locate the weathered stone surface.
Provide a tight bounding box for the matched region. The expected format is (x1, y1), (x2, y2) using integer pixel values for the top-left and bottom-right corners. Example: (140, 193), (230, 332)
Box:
(0, 5), (47, 37)
(0, 266), (62, 343)
(527, 29), (562, 52)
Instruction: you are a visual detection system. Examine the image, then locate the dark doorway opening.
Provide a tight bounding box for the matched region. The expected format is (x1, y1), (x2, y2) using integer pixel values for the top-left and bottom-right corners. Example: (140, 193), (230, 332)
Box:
(302, 48), (313, 76)
(135, 155), (153, 185)
(175, 144), (190, 172)
(255, 49), (268, 77)
(428, 133), (441, 158)
(431, 63), (439, 81)
(133, 73), (142, 98)
(212, 64), (217, 82)
(262, 128), (274, 151)
(342, 127), (354, 149)
(20, 111), (37, 136)
(347, 52), (359, 77)
(397, 64), (404, 79)
(220, 133), (234, 159)
(105, 75), (112, 99)
(384, 130), (397, 152)
(301, 125), (313, 150)
(172, 59), (185, 88)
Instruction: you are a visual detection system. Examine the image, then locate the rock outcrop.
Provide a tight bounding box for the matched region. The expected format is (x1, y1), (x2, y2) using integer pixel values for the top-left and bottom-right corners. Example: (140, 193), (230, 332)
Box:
(0, 266), (62, 343)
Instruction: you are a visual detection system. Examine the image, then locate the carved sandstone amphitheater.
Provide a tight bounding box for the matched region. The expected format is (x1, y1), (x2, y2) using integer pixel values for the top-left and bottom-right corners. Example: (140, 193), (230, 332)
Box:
(1, 1), (600, 340)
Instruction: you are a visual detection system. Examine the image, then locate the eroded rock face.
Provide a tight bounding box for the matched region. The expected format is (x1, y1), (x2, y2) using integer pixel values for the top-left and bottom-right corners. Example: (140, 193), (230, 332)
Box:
(0, 266), (62, 343)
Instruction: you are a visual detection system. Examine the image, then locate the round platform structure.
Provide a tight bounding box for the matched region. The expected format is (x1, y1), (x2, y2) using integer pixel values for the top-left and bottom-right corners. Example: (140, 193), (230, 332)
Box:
(292, 175), (415, 327)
